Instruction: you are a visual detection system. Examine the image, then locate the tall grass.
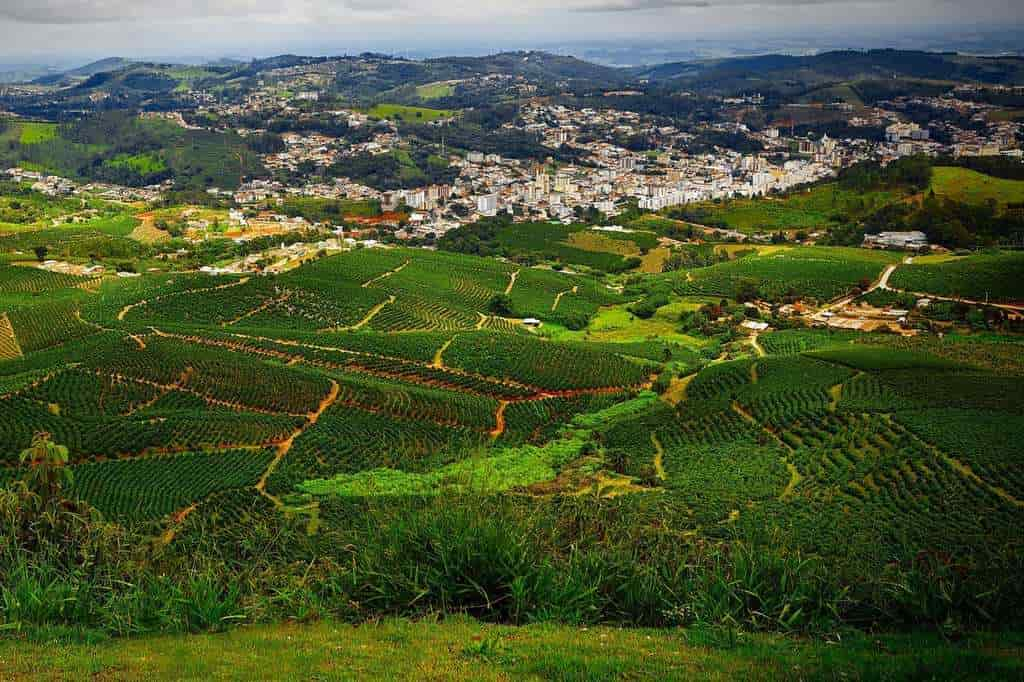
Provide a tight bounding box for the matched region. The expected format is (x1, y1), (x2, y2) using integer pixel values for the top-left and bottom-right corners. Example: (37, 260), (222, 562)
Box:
(0, 487), (1021, 638)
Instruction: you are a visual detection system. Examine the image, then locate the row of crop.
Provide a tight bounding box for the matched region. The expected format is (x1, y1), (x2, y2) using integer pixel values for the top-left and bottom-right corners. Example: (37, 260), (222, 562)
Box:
(373, 254), (512, 314)
(502, 392), (629, 443)
(0, 396), (302, 463)
(442, 332), (653, 391)
(329, 370), (499, 430)
(671, 248), (893, 303)
(895, 407), (1024, 503)
(758, 329), (859, 356)
(125, 277), (279, 326)
(367, 296), (478, 333)
(684, 359), (753, 402)
(837, 446), (1020, 540)
(84, 337), (334, 415)
(222, 328), (448, 364)
(237, 285), (390, 332)
(70, 448), (275, 521)
(285, 248), (411, 289)
(22, 368), (162, 417)
(0, 264), (89, 294)
(7, 303), (97, 353)
(265, 405), (486, 495)
(889, 252), (1024, 303)
(658, 434), (790, 525)
(147, 330), (536, 400)
(80, 272), (238, 326)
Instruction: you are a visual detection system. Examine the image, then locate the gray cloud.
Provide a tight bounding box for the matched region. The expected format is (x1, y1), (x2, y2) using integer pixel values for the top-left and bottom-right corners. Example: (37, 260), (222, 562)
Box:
(0, 0), (1019, 60)
(0, 0), (407, 25)
(574, 0), (880, 10)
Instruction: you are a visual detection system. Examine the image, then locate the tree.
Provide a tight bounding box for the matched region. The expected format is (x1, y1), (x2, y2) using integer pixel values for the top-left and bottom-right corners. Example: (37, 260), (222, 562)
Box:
(487, 293), (514, 317)
(33, 245), (48, 262)
(18, 432), (72, 506)
(735, 278), (761, 303)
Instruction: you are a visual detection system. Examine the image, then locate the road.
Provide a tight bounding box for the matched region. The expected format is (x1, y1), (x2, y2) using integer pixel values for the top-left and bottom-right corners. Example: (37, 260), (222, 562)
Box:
(815, 262), (900, 316)
(814, 258), (1024, 317)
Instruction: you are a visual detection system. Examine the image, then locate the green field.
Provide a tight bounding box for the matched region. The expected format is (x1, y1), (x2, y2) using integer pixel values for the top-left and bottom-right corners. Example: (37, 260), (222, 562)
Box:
(0, 112), (264, 190)
(672, 184), (899, 234)
(106, 152), (168, 175)
(931, 166), (1024, 206)
(15, 121), (58, 145)
(669, 246), (899, 302)
(415, 81), (456, 99)
(440, 220), (656, 273)
(890, 251), (1024, 303)
(1, 217), (1023, 662)
(2, 619), (1020, 681)
(364, 103), (457, 122)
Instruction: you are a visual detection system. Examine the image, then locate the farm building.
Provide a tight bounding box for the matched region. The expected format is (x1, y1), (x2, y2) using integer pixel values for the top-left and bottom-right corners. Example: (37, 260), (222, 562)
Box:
(862, 231), (929, 251)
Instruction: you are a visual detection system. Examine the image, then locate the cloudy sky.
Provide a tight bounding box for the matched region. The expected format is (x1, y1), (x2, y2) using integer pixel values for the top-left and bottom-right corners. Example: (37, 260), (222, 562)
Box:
(0, 0), (1021, 60)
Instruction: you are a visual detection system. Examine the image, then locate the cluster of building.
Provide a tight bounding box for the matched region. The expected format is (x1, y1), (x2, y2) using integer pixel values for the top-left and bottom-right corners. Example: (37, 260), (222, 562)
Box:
(3, 167), (166, 202)
(878, 90), (1023, 159)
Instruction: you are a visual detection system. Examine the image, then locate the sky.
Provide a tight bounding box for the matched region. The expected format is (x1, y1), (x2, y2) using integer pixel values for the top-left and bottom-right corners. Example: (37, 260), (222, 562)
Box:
(0, 0), (1021, 61)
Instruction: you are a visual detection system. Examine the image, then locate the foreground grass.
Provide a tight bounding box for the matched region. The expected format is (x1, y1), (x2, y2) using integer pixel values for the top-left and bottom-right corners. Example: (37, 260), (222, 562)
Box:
(1, 619), (1021, 680)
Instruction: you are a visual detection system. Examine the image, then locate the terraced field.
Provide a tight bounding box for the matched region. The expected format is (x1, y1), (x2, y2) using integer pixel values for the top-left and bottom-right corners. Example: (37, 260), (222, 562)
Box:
(0, 246), (1020, 606)
(0, 247), (647, 520)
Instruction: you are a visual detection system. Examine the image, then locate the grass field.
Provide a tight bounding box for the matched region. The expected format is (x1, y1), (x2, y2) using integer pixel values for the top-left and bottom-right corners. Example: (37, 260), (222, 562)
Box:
(106, 152), (168, 175)
(364, 103), (457, 122)
(931, 166), (1024, 206)
(1, 619), (1020, 681)
(676, 184), (898, 234)
(544, 301), (709, 347)
(415, 81), (456, 99)
(15, 121), (58, 145)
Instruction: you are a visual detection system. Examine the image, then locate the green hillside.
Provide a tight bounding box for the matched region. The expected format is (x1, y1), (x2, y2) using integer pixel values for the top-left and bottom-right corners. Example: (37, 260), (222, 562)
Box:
(931, 166), (1024, 206)
(0, 113), (265, 189)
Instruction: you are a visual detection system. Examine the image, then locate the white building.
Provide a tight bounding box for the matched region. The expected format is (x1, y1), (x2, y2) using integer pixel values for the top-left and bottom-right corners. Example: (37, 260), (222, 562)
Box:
(476, 194), (498, 217)
(863, 231), (929, 251)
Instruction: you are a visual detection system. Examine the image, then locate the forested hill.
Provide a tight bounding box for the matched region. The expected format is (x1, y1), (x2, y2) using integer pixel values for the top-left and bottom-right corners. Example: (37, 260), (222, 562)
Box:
(632, 49), (1024, 92)
(35, 48), (1024, 97)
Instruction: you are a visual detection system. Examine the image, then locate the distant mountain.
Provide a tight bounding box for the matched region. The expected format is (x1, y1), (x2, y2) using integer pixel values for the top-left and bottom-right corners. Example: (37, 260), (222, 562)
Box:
(9, 48), (1024, 117)
(427, 51), (625, 84)
(633, 49), (1024, 95)
(32, 57), (135, 85)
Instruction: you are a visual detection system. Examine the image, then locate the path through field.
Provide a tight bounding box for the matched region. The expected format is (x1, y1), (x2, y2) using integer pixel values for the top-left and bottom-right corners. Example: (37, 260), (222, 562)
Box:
(362, 260), (409, 288)
(432, 337), (454, 369)
(651, 433), (666, 480)
(345, 295), (395, 331)
(257, 379), (340, 508)
(117, 277), (251, 321)
(504, 270), (520, 295)
(490, 400), (508, 439)
(749, 332), (765, 358)
(731, 400), (802, 500)
(551, 285), (578, 312)
(0, 313), (23, 360)
(128, 211), (171, 244)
